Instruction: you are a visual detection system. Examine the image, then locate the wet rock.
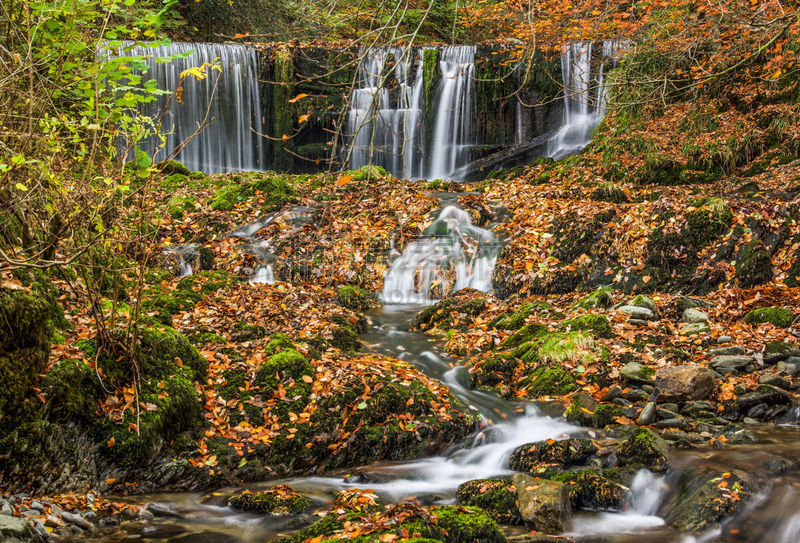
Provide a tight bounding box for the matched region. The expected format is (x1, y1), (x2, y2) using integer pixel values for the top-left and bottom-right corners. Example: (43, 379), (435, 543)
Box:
(681, 401), (715, 418)
(709, 355), (753, 373)
(602, 385), (623, 401)
(663, 466), (753, 533)
(636, 402), (656, 425)
(509, 438), (598, 472)
(624, 388), (650, 402)
(592, 404), (624, 428)
(654, 418), (689, 430)
(614, 428), (670, 472)
(709, 346), (745, 356)
(229, 486), (312, 515)
(60, 511), (91, 530)
(513, 474), (571, 534)
(564, 393), (597, 426)
(409, 289), (487, 333)
(682, 308), (709, 324)
(737, 384), (793, 411)
(620, 362), (655, 383)
(721, 425), (757, 443)
(549, 469), (627, 511)
(456, 478), (521, 524)
(759, 373), (791, 390)
(655, 365), (715, 402)
(763, 341), (800, 364)
(0, 515), (35, 542)
(659, 402), (679, 413)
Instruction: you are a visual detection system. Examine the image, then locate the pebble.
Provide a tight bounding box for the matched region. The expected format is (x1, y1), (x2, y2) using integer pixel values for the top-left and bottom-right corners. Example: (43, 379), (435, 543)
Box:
(61, 511), (91, 530)
(654, 417), (689, 430)
(29, 501), (44, 513)
(0, 502), (12, 516)
(717, 335), (733, 344)
(683, 308), (709, 324)
(660, 402), (680, 413)
(637, 402), (656, 425)
(625, 389), (650, 402)
(709, 346), (745, 356)
(759, 373), (791, 390)
(602, 385), (623, 401)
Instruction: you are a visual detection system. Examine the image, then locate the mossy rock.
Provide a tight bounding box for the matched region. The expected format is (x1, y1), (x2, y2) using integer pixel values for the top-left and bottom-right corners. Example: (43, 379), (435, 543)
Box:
(564, 392), (597, 426)
(265, 333), (295, 355)
(520, 332), (597, 367)
(744, 307), (795, 328)
(735, 241), (773, 287)
(683, 199), (732, 248)
(591, 184), (629, 203)
(489, 301), (554, 331)
(501, 323), (548, 349)
(348, 165), (389, 181)
(573, 287), (614, 310)
(561, 314), (613, 339)
(410, 290), (487, 333)
(40, 360), (103, 424)
(156, 160), (191, 176)
(336, 285), (378, 311)
(508, 438), (598, 473)
(470, 353), (518, 392)
(591, 403), (623, 428)
(614, 428), (670, 472)
(520, 366), (579, 398)
(232, 323), (268, 342)
(254, 349), (314, 395)
(456, 479), (521, 524)
(132, 326), (207, 382)
(549, 469), (627, 511)
(228, 486), (312, 515)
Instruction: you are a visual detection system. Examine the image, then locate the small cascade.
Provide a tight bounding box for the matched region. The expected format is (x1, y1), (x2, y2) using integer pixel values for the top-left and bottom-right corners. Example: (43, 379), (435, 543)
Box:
(348, 47), (425, 179)
(163, 244), (198, 277)
(428, 46), (476, 180)
(628, 469), (669, 516)
(547, 41), (626, 159)
(381, 205), (499, 304)
(118, 41), (266, 173)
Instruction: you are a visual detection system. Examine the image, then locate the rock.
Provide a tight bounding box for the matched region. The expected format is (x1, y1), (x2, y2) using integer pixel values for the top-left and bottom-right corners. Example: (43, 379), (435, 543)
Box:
(620, 362), (655, 383)
(456, 478), (521, 524)
(60, 511), (91, 530)
(776, 361), (799, 375)
(602, 385), (623, 401)
(681, 322), (710, 336)
(614, 428), (670, 472)
(717, 335), (733, 344)
(509, 438), (598, 473)
(44, 515), (65, 528)
(637, 402), (656, 425)
(564, 393), (597, 426)
(764, 341), (800, 364)
(759, 373), (791, 390)
(681, 401), (715, 418)
(655, 365), (716, 402)
(228, 486), (312, 514)
(29, 502), (43, 513)
(0, 502), (12, 516)
(682, 308), (709, 324)
(709, 355), (753, 372)
(709, 346), (745, 356)
(549, 469), (627, 511)
(0, 515), (34, 542)
(654, 418), (689, 430)
(619, 305), (656, 321)
(744, 307), (795, 328)
(513, 474), (571, 534)
(663, 466), (753, 533)
(624, 388), (650, 402)
(737, 384), (793, 411)
(630, 295), (658, 314)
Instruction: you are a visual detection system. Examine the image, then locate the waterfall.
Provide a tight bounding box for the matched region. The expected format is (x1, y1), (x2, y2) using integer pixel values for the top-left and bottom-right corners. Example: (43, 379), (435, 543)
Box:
(381, 206), (499, 304)
(547, 41), (625, 159)
(428, 46), (476, 180)
(118, 41), (266, 173)
(348, 47), (425, 180)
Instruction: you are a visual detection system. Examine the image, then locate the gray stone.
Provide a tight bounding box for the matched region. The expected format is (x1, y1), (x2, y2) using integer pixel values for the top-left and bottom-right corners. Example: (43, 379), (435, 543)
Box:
(776, 361), (799, 375)
(709, 346), (745, 356)
(682, 322), (710, 336)
(0, 502), (12, 516)
(642, 384), (655, 394)
(737, 385), (793, 411)
(29, 501), (44, 513)
(0, 515), (33, 542)
(764, 341), (800, 364)
(628, 318), (651, 327)
(513, 473), (571, 534)
(654, 418), (690, 430)
(759, 373), (791, 390)
(717, 335), (733, 344)
(620, 362), (655, 383)
(619, 305), (655, 321)
(683, 308), (709, 324)
(660, 402), (680, 413)
(681, 401), (715, 418)
(61, 512), (91, 531)
(710, 355), (753, 371)
(602, 385), (623, 401)
(655, 365), (716, 402)
(656, 408), (681, 419)
(625, 389), (650, 402)
(631, 295), (658, 313)
(637, 402), (656, 425)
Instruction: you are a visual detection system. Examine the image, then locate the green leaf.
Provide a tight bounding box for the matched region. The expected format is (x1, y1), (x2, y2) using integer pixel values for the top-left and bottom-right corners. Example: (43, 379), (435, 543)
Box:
(15, 183), (28, 191)
(357, 401), (368, 410)
(237, 457), (248, 468)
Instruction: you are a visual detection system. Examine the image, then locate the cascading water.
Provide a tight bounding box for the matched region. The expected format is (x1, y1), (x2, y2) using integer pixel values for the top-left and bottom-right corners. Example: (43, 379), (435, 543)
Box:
(381, 205), (500, 304)
(547, 41), (626, 159)
(428, 46), (476, 180)
(348, 47), (425, 179)
(118, 41), (266, 173)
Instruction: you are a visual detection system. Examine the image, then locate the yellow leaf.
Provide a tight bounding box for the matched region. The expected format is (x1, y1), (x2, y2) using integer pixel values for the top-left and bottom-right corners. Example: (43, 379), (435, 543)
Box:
(298, 114), (310, 124)
(302, 374), (313, 383)
(234, 33), (250, 39)
(282, 134), (290, 142)
(105, 478), (116, 485)
(337, 175), (353, 187)
(288, 93), (309, 104)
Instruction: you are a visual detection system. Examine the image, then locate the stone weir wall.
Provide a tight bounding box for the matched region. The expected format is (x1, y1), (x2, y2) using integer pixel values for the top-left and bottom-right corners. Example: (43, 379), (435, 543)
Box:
(251, 43), (565, 177)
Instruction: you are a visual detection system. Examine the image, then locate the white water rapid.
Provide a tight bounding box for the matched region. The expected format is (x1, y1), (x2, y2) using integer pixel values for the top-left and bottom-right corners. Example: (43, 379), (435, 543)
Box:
(118, 41), (266, 173)
(381, 205), (500, 304)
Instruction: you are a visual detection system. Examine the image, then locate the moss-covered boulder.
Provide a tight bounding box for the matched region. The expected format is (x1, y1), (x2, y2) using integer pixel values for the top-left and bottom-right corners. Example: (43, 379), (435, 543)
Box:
(549, 469), (627, 511)
(456, 478), (521, 524)
(500, 323), (548, 349)
(560, 314), (613, 339)
(143, 270), (241, 325)
(156, 160), (191, 176)
(410, 290), (487, 333)
(744, 307), (795, 328)
(662, 466), (753, 533)
(489, 301), (556, 330)
(336, 285), (378, 311)
(254, 349), (314, 396)
(210, 173), (296, 212)
(591, 403), (624, 428)
(520, 366), (579, 398)
(572, 287), (614, 310)
(614, 428), (670, 472)
(735, 241), (773, 287)
(228, 486), (312, 514)
(470, 353), (518, 394)
(509, 438), (598, 473)
(512, 473), (571, 534)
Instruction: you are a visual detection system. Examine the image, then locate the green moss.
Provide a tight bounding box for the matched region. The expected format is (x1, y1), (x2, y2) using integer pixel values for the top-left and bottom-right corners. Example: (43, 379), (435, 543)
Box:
(561, 314), (613, 339)
(228, 487), (312, 514)
(254, 349), (313, 395)
(336, 285), (378, 310)
(265, 333), (294, 355)
(456, 479), (521, 524)
(232, 322), (267, 342)
(744, 306), (794, 328)
(274, 48), (296, 172)
(219, 368), (248, 401)
(40, 359), (102, 423)
(508, 438), (598, 472)
(501, 322), (548, 349)
(348, 165), (388, 181)
(423, 506), (506, 543)
(470, 353), (517, 391)
(684, 199), (732, 247)
(526, 331), (595, 365)
(156, 160), (191, 176)
(573, 287), (614, 310)
(132, 326), (207, 382)
(411, 294), (487, 333)
(489, 301), (553, 331)
(591, 183), (628, 203)
(735, 241), (773, 287)
(189, 332), (227, 345)
(592, 404), (623, 428)
(210, 184), (242, 211)
(521, 366), (579, 397)
(549, 469), (626, 511)
(615, 428), (670, 472)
